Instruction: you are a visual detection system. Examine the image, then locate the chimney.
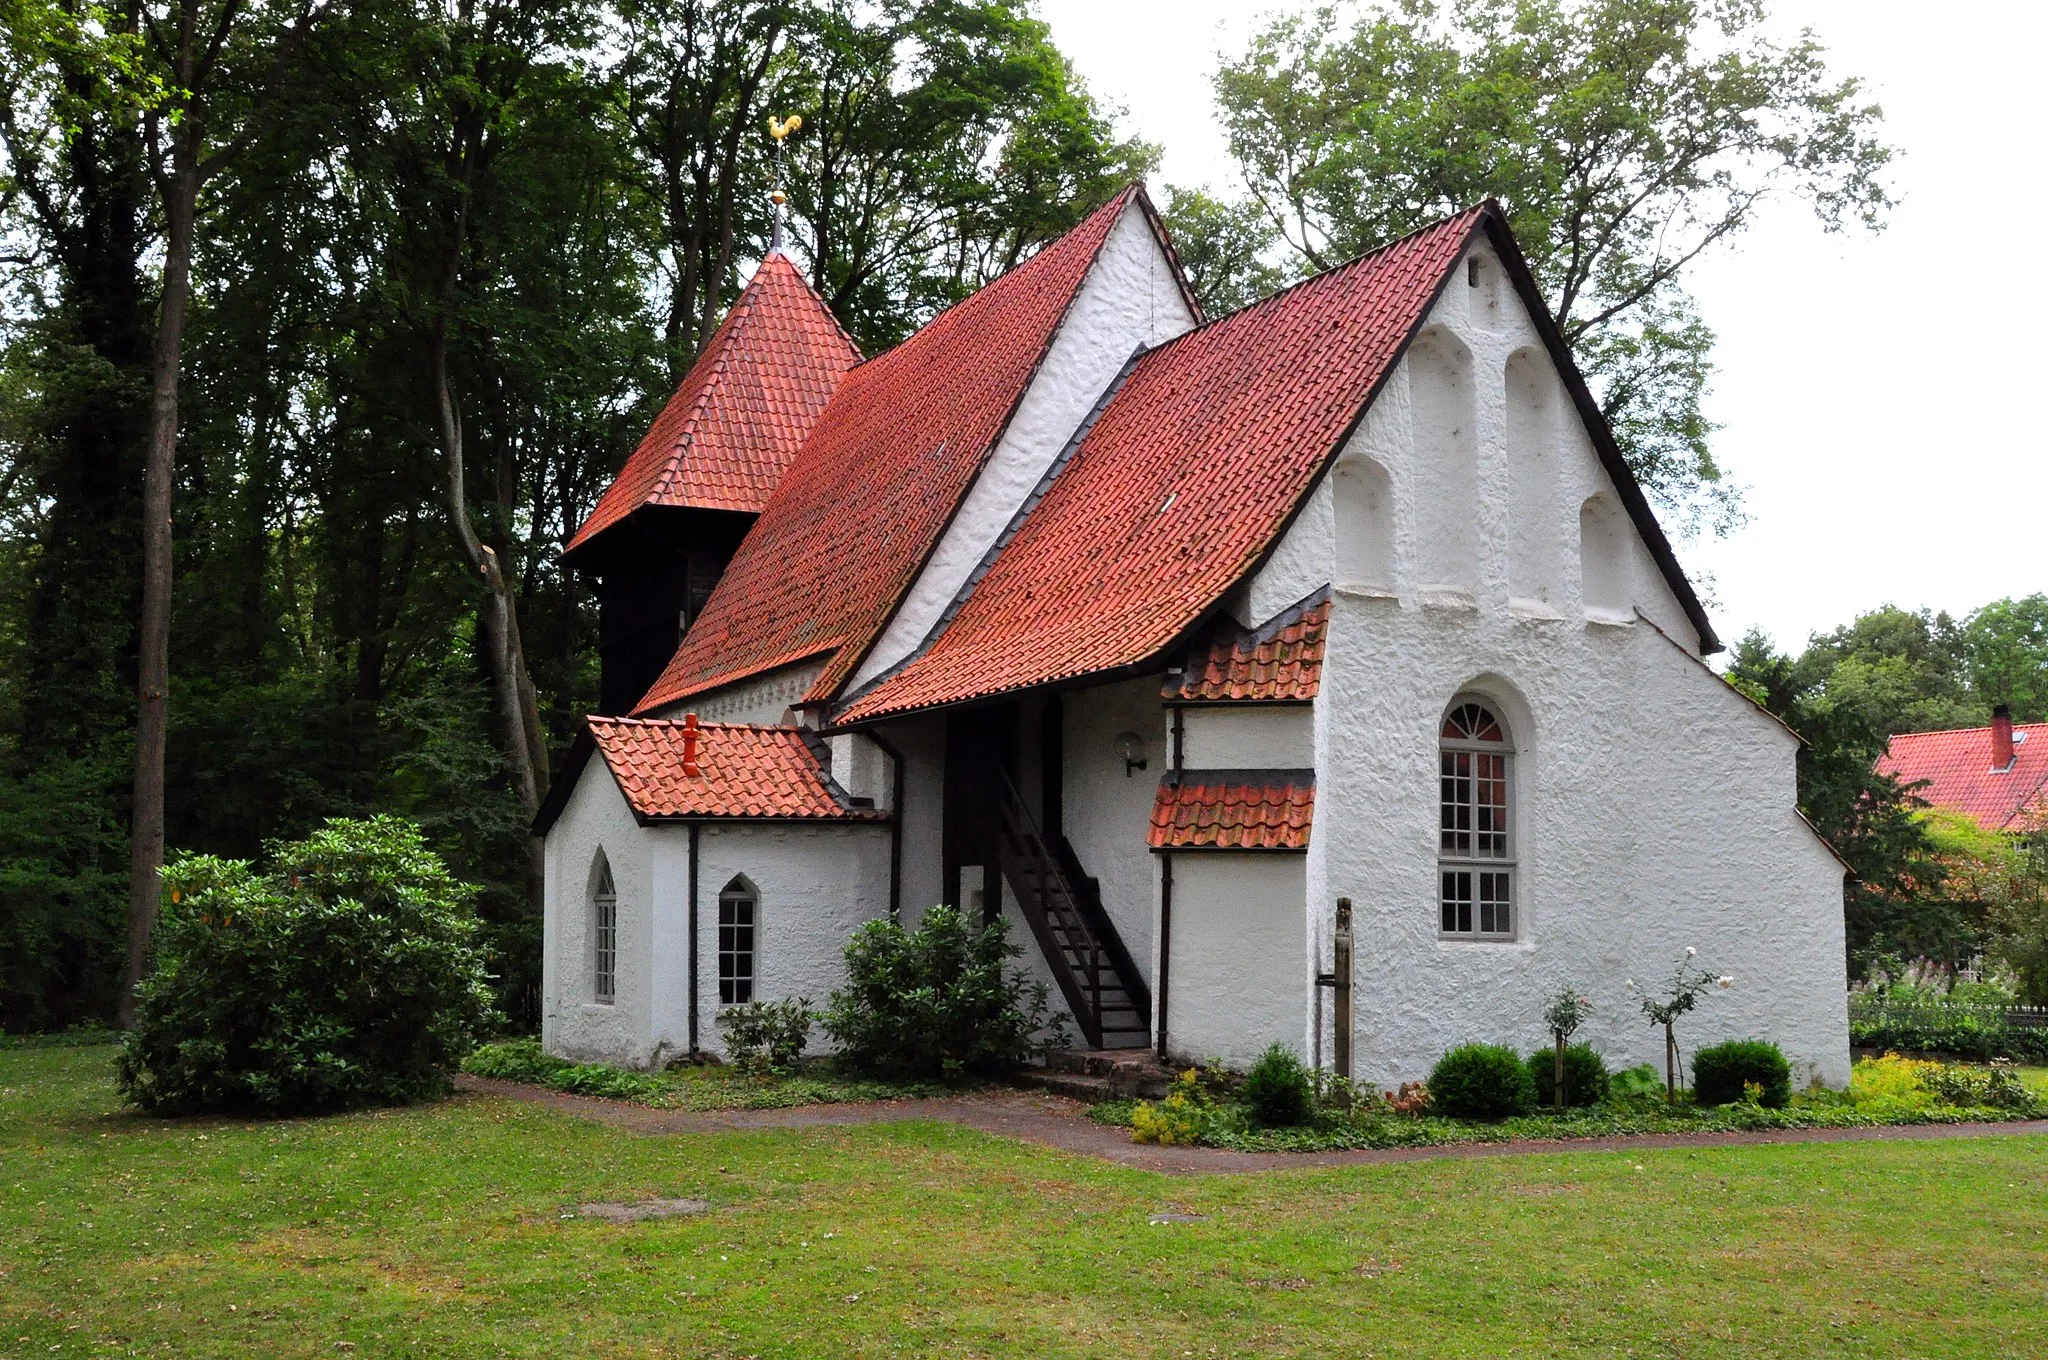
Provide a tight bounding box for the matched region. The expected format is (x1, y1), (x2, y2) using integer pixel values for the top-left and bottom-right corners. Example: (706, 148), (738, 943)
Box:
(682, 712), (702, 777)
(1991, 703), (2015, 772)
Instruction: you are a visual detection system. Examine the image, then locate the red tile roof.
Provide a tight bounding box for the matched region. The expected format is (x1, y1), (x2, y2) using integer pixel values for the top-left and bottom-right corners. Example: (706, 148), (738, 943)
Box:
(1877, 723), (2048, 832)
(1167, 591), (1329, 703)
(565, 253), (860, 555)
(838, 208), (1484, 724)
(587, 715), (883, 821)
(633, 189), (1140, 714)
(1148, 775), (1315, 850)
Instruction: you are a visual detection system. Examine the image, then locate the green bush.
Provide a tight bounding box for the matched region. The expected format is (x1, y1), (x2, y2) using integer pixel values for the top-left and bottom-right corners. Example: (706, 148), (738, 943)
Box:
(1428, 1043), (1535, 1119)
(1241, 1043), (1314, 1126)
(717, 998), (815, 1074)
(1525, 1042), (1610, 1108)
(1691, 1038), (1792, 1108)
(823, 905), (1064, 1080)
(463, 1038), (666, 1102)
(117, 817), (498, 1115)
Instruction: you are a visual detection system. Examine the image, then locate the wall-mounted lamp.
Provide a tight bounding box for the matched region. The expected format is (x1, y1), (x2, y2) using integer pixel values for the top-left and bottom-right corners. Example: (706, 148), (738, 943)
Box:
(1114, 730), (1148, 777)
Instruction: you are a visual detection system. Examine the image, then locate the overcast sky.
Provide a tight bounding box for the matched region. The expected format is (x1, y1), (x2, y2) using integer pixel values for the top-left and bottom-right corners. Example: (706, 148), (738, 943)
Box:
(1033, 0), (2046, 655)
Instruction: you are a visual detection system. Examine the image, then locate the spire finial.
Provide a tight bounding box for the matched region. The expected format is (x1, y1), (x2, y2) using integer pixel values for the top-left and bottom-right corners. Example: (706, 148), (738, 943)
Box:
(766, 114), (803, 253)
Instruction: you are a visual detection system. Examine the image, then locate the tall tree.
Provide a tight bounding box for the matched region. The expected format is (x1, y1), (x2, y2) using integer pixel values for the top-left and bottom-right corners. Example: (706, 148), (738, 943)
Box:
(117, 0), (328, 1025)
(1207, 0), (1893, 535)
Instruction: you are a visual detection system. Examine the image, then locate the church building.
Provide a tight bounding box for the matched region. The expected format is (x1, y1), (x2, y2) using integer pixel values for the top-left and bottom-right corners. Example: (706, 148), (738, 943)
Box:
(535, 185), (1851, 1087)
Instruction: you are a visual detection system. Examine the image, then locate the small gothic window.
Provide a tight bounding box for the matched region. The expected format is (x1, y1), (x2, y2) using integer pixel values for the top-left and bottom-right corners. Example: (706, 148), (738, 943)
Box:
(718, 878), (757, 1004)
(592, 859), (617, 1004)
(1439, 700), (1515, 939)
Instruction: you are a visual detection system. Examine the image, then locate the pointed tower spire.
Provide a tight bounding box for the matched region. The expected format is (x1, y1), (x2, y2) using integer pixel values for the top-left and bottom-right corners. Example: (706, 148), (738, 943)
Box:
(766, 113), (803, 254)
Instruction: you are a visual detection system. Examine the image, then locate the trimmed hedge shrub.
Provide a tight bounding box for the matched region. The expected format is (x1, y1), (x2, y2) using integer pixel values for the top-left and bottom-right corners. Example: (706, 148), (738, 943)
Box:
(118, 817), (497, 1115)
(1241, 1043), (1314, 1126)
(1525, 1042), (1610, 1108)
(1848, 1008), (2048, 1062)
(824, 905), (1063, 1079)
(1428, 1043), (1535, 1119)
(1691, 1038), (1791, 1108)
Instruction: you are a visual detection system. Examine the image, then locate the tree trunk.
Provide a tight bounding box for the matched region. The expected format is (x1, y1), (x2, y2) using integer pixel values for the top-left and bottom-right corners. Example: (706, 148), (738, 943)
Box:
(118, 153), (200, 1029)
(1554, 1032), (1566, 1112)
(1664, 1023), (1678, 1104)
(432, 326), (548, 914)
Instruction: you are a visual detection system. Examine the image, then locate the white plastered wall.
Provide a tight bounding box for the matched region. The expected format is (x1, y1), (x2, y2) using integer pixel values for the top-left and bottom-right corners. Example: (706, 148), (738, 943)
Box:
(1247, 236), (1848, 1087)
(1177, 707), (1314, 769)
(541, 757), (654, 1065)
(690, 822), (893, 1059)
(1163, 854), (1308, 1069)
(646, 659), (825, 725)
(542, 753), (894, 1068)
(1062, 675), (1167, 972)
(849, 198), (1197, 689)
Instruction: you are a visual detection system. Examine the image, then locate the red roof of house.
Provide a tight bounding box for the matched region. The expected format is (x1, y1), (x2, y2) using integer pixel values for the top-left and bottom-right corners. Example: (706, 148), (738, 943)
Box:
(565, 253), (860, 555)
(1166, 591), (1329, 703)
(633, 189), (1140, 714)
(587, 715), (883, 821)
(837, 208), (1483, 724)
(1148, 775), (1315, 850)
(1877, 722), (2048, 831)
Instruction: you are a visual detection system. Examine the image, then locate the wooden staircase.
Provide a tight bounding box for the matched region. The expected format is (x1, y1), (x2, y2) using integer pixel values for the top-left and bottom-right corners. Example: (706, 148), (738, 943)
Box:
(991, 768), (1151, 1050)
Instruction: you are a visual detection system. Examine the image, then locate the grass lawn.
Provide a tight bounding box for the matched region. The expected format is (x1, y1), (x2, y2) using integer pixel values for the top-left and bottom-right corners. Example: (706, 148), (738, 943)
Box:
(4, 1046), (2046, 1358)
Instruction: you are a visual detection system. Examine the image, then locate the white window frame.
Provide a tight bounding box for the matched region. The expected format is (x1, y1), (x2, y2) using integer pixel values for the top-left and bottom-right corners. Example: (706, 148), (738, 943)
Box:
(718, 878), (758, 1005)
(593, 860), (618, 1004)
(1438, 698), (1517, 942)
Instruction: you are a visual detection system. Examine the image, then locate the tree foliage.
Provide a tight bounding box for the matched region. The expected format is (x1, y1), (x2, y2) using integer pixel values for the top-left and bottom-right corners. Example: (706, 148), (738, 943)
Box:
(0, 0), (1139, 1031)
(1726, 595), (2048, 981)
(1203, 0), (1893, 534)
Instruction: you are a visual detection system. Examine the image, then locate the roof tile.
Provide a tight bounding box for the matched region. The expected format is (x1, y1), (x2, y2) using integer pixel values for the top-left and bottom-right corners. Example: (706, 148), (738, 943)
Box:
(1148, 775), (1314, 850)
(1167, 591), (1328, 703)
(635, 190), (1138, 713)
(589, 715), (882, 821)
(567, 253), (860, 554)
(838, 208), (1483, 723)
(1877, 722), (2048, 831)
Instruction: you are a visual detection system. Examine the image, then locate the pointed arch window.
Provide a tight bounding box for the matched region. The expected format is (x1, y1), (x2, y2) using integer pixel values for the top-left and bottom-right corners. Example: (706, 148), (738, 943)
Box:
(592, 859), (618, 1004)
(718, 878), (758, 1004)
(1439, 700), (1515, 939)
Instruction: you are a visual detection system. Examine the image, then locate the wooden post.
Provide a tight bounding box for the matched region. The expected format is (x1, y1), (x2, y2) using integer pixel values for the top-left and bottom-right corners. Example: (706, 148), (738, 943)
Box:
(1333, 898), (1353, 1082)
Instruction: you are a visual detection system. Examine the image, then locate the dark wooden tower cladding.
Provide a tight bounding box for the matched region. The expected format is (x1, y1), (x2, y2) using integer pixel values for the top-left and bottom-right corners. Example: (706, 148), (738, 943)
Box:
(572, 506), (756, 716)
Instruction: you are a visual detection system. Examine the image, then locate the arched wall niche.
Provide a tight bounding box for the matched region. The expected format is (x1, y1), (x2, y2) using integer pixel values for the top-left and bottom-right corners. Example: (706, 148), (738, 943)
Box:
(1408, 326), (1478, 593)
(1334, 455), (1395, 593)
(1504, 348), (1557, 609)
(1578, 493), (1631, 620)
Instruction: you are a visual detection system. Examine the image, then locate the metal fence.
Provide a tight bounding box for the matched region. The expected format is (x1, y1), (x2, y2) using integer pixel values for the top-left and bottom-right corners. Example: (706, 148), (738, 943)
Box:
(1847, 995), (2048, 1032)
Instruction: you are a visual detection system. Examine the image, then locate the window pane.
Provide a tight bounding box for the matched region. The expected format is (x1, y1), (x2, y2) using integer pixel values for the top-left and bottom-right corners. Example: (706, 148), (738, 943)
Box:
(594, 893), (616, 1003)
(719, 893), (756, 1005)
(1441, 869), (1474, 934)
(1479, 871), (1512, 935)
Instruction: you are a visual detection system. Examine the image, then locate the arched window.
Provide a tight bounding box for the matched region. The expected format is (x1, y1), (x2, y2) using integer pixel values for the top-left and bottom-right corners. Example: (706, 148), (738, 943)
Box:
(718, 877), (758, 1004)
(592, 855), (617, 1004)
(1439, 700), (1515, 939)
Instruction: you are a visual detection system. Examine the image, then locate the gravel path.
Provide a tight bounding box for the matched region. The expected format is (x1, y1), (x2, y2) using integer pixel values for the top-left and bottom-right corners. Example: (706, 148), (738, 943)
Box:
(453, 1074), (2048, 1176)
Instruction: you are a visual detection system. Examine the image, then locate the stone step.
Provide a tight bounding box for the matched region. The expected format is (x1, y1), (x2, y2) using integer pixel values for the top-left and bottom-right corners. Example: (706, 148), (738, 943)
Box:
(1014, 1069), (1126, 1103)
(1036, 1047), (1173, 1096)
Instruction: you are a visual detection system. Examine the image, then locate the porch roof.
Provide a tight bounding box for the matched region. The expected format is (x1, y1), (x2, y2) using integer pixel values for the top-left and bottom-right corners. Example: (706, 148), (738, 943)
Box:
(1148, 772), (1315, 851)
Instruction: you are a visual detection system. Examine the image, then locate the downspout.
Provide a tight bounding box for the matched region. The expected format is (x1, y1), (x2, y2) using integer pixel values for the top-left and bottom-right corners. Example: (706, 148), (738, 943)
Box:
(866, 730), (906, 921)
(1159, 703), (1183, 1064)
(1156, 851), (1173, 1063)
(687, 821), (700, 1056)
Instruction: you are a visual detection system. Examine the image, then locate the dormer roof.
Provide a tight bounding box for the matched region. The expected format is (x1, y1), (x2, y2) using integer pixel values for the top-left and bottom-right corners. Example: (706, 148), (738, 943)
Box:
(565, 252), (860, 557)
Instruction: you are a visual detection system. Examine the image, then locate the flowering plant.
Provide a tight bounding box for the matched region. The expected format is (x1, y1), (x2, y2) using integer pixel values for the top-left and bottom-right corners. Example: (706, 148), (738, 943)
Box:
(1627, 947), (1733, 1102)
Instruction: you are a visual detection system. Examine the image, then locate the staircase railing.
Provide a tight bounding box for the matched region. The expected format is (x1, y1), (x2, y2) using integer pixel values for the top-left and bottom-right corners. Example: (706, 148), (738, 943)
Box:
(990, 765), (1148, 1049)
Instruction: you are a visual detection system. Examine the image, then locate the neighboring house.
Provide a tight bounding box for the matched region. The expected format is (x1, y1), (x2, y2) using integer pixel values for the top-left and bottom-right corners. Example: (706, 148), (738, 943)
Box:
(1878, 705), (2048, 832)
(535, 185), (1851, 1087)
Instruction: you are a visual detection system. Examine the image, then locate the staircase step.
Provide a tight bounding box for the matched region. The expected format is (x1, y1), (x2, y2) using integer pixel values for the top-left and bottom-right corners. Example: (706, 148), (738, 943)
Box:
(1014, 1069), (1127, 1102)
(1038, 1046), (1172, 1093)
